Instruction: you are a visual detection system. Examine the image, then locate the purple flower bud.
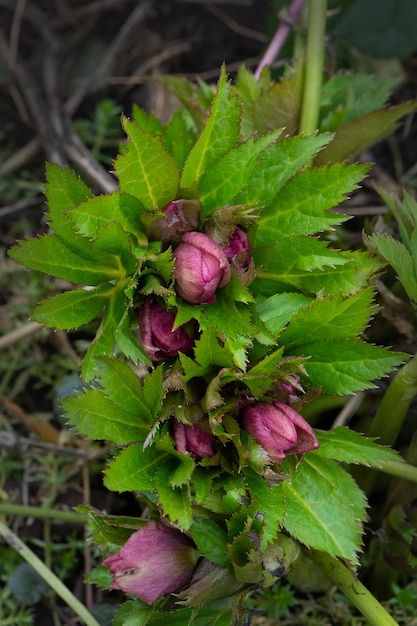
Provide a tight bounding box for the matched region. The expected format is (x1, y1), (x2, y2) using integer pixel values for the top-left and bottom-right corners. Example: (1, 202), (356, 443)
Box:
(242, 401), (318, 463)
(147, 199), (200, 247)
(173, 232), (231, 304)
(103, 522), (199, 605)
(174, 421), (215, 459)
(223, 227), (250, 268)
(138, 299), (194, 361)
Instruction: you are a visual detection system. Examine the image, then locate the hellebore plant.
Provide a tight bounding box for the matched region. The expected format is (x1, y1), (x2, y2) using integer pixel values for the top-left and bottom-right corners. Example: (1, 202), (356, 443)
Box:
(7, 3), (417, 623)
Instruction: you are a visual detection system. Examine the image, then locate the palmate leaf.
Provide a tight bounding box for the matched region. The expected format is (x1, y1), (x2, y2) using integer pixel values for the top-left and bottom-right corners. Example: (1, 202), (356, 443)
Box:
(62, 388), (150, 444)
(279, 289), (376, 350)
(198, 130), (281, 219)
(115, 119), (180, 209)
(163, 109), (199, 171)
(244, 468), (286, 550)
(319, 72), (401, 132)
(153, 461), (193, 529)
(189, 518), (230, 567)
(69, 192), (147, 245)
(254, 163), (370, 246)
(282, 455), (366, 563)
(81, 279), (150, 381)
(44, 163), (96, 259)
(256, 293), (312, 338)
(232, 133), (333, 210)
(180, 66), (241, 190)
(254, 242), (381, 298)
(314, 426), (403, 467)
(9, 233), (121, 285)
(289, 339), (407, 395)
(32, 283), (114, 330)
(92, 357), (155, 420)
(250, 60), (304, 136)
(104, 444), (164, 492)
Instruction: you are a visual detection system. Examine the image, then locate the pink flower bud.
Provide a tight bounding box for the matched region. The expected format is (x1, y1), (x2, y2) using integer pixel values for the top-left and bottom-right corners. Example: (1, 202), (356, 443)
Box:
(173, 232), (231, 304)
(138, 299), (194, 361)
(242, 401), (318, 463)
(103, 522), (199, 605)
(223, 227), (250, 268)
(174, 421), (215, 459)
(147, 199), (200, 247)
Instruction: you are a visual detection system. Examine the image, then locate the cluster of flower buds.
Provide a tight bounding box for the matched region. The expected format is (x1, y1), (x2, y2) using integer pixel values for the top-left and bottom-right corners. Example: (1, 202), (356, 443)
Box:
(104, 199), (320, 605)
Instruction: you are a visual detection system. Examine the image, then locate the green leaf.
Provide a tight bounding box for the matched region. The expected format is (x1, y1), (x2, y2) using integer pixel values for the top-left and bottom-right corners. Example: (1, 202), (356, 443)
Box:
(315, 103), (417, 165)
(256, 293), (312, 338)
(254, 242), (380, 297)
(32, 283), (113, 330)
(63, 388), (150, 444)
(93, 357), (154, 422)
(132, 104), (164, 135)
(368, 234), (417, 303)
(104, 445), (164, 492)
(163, 109), (198, 170)
(282, 455), (365, 562)
(198, 131), (281, 218)
(143, 365), (164, 419)
(92, 221), (137, 274)
(115, 119), (180, 209)
(201, 278), (257, 342)
(180, 66), (241, 189)
(9, 234), (121, 284)
(279, 289), (376, 349)
(44, 163), (94, 254)
(251, 60), (304, 136)
(232, 133), (333, 210)
(244, 348), (284, 396)
(70, 192), (147, 244)
(154, 463), (193, 529)
(314, 426), (403, 467)
(254, 163), (369, 245)
(290, 339), (407, 394)
(320, 72), (401, 132)
(244, 468), (286, 549)
(189, 518), (230, 567)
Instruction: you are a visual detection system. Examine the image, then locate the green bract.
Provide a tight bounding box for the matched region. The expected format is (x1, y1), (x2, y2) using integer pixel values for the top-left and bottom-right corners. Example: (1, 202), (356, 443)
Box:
(9, 65), (407, 621)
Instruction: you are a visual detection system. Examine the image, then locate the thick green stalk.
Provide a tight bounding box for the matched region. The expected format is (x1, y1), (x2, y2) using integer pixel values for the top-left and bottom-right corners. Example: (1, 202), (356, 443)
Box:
(367, 352), (417, 445)
(357, 353), (417, 494)
(310, 551), (398, 626)
(0, 502), (87, 524)
(299, 0), (327, 135)
(377, 459), (417, 483)
(0, 519), (101, 626)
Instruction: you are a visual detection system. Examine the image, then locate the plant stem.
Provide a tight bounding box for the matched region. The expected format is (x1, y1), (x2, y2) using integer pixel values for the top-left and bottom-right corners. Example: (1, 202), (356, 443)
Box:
(299, 0), (327, 135)
(254, 0), (306, 79)
(0, 503), (87, 524)
(377, 459), (417, 483)
(367, 352), (417, 446)
(357, 353), (417, 494)
(310, 550), (398, 626)
(0, 519), (101, 626)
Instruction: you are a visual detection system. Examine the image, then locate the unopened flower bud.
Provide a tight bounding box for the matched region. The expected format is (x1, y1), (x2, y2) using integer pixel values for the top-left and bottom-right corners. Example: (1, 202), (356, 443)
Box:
(103, 522), (199, 605)
(147, 199), (200, 247)
(138, 298), (194, 361)
(242, 401), (318, 463)
(174, 421), (215, 459)
(173, 232), (231, 304)
(223, 227), (250, 268)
